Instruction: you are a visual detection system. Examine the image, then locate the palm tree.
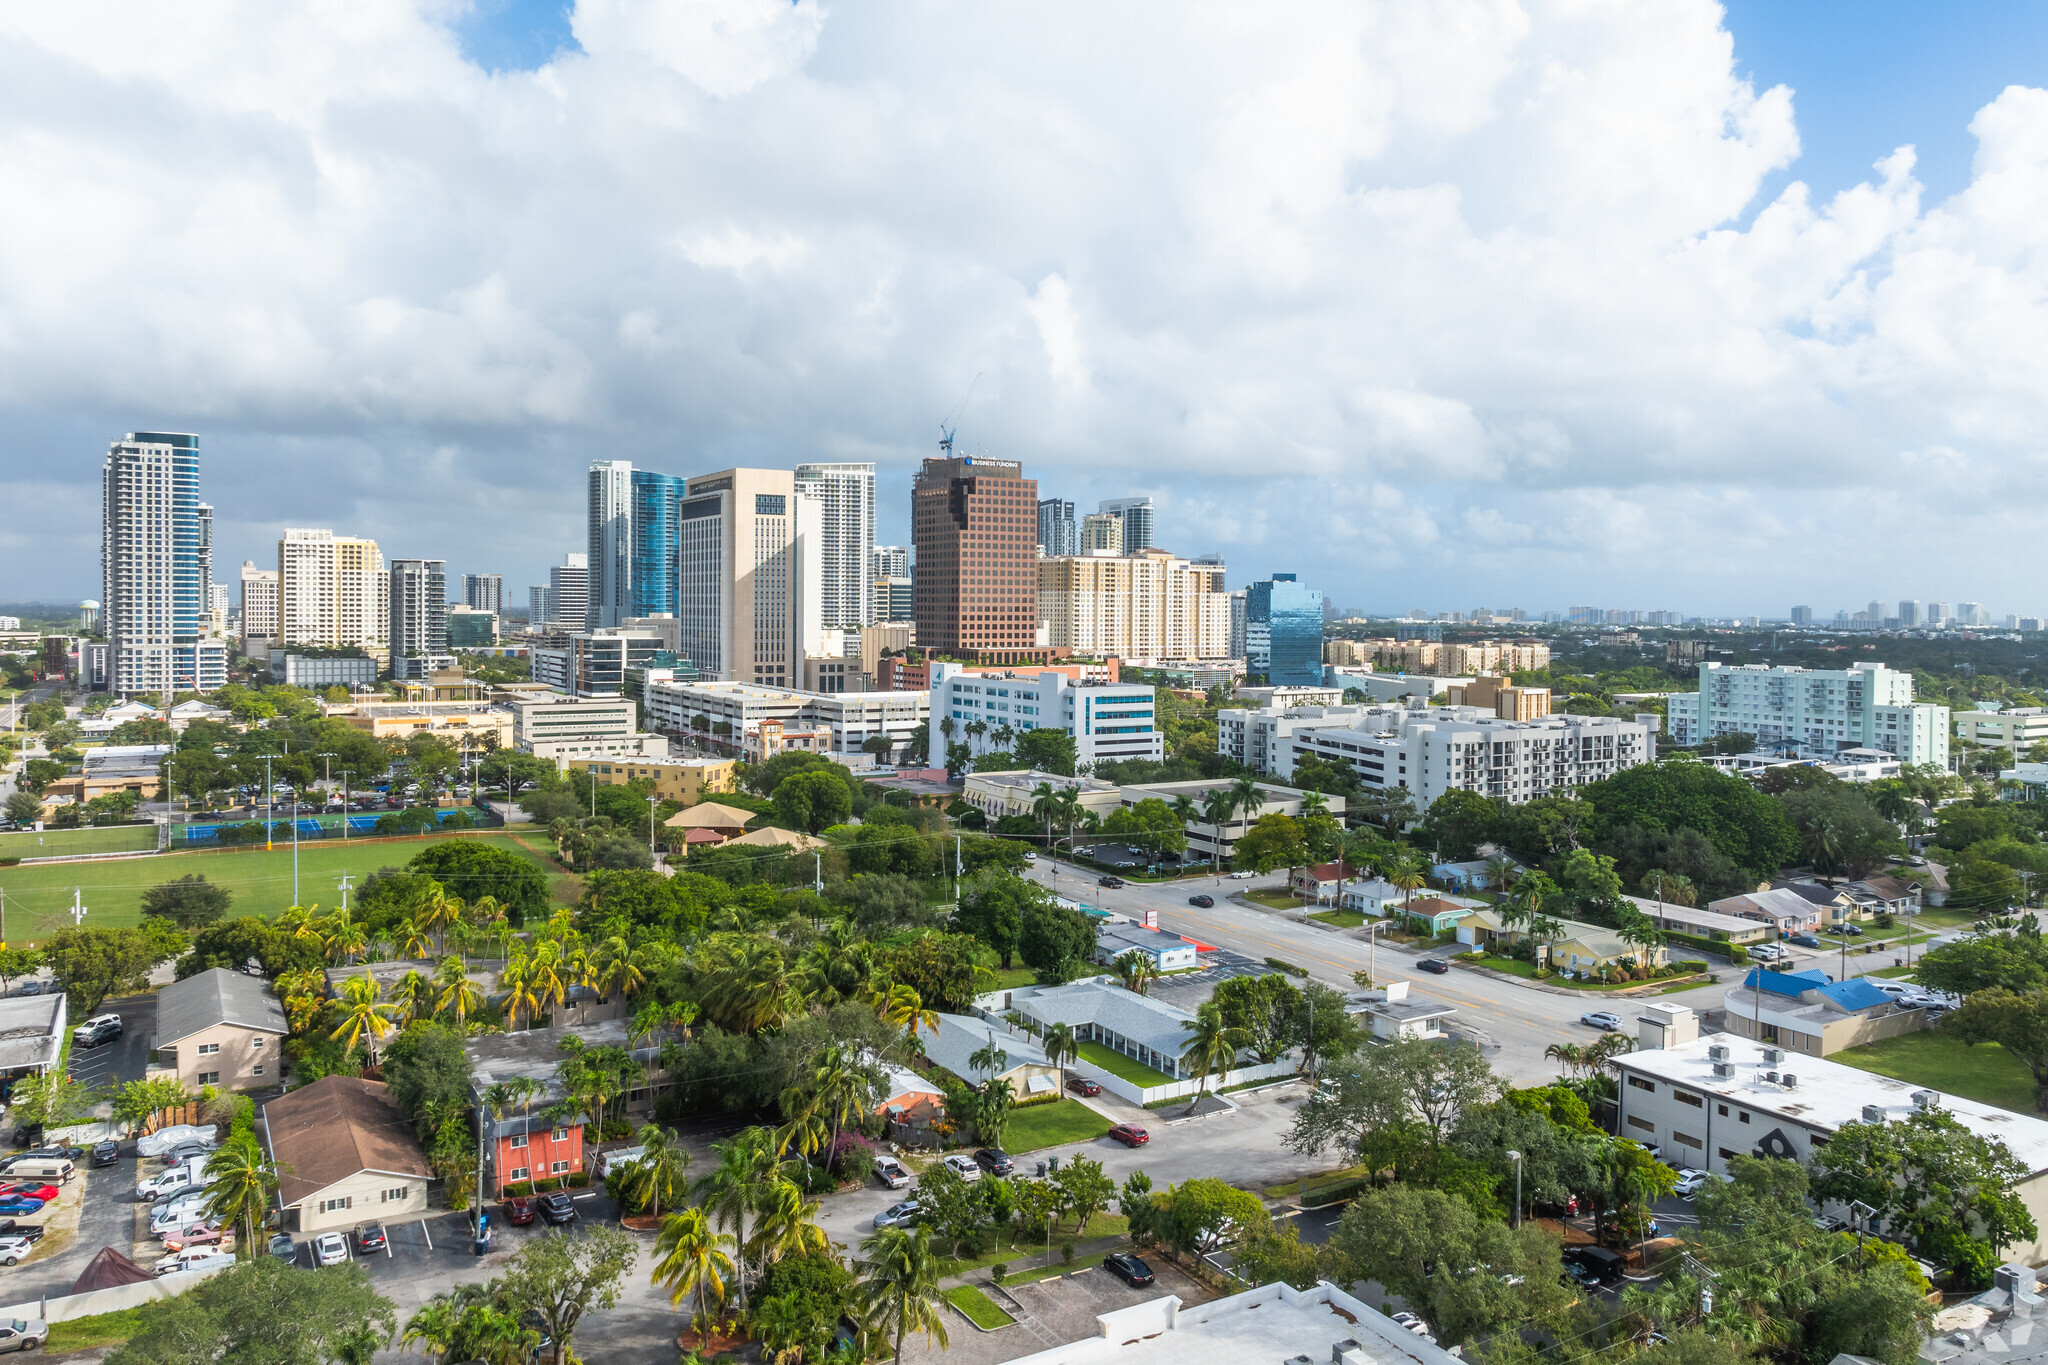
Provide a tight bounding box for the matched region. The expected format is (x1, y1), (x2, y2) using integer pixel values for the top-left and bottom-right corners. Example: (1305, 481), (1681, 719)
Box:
(498, 956), (540, 1031)
(593, 936), (649, 1000)
(692, 1129), (774, 1311)
(877, 983), (939, 1042)
(774, 1086), (831, 1164)
(1042, 1022), (1078, 1094)
(331, 1324), (386, 1365)
(751, 1177), (829, 1272)
(619, 1123), (690, 1221)
(436, 956), (483, 1026)
(1031, 781), (1060, 846)
(967, 1032), (1010, 1084)
(1200, 789), (1236, 870)
(1179, 1003), (1248, 1100)
(1483, 853), (1520, 897)
(326, 919), (369, 966)
(202, 1137), (278, 1257)
(810, 1045), (869, 1178)
(855, 1224), (949, 1365)
(1386, 855), (1427, 918)
(1228, 776), (1264, 825)
(652, 1207), (736, 1342)
(1544, 1041), (1590, 1080)
(396, 917), (434, 961)
(1112, 950), (1158, 995)
(329, 975), (397, 1062)
(400, 1300), (464, 1362)
(392, 969), (434, 1026)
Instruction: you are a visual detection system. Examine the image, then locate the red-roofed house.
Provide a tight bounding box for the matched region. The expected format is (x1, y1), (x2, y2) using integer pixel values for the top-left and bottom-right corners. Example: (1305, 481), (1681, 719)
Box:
(1291, 861), (1361, 903)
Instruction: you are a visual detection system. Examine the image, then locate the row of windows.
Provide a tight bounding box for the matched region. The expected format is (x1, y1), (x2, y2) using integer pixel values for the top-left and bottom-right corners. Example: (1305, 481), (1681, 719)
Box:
(318, 1187), (413, 1213)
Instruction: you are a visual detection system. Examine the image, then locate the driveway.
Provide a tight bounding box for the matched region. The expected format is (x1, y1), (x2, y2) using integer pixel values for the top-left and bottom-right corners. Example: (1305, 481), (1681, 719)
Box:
(67, 994), (155, 1094)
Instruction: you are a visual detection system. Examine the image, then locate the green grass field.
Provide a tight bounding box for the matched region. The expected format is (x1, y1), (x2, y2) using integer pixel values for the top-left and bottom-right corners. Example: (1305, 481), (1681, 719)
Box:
(0, 824), (157, 859)
(1002, 1099), (1114, 1152)
(1309, 909), (1366, 928)
(1075, 1041), (1175, 1087)
(945, 1285), (1015, 1329)
(0, 832), (566, 939)
(1836, 1031), (2041, 1116)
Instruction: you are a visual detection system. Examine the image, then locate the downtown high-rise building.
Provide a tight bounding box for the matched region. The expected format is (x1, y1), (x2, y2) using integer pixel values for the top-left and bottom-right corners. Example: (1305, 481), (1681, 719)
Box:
(1245, 573), (1324, 686)
(1789, 605), (1813, 627)
(675, 467), (826, 683)
(912, 455), (1041, 662)
(462, 573), (503, 614)
(795, 462), (876, 628)
(1036, 499), (1076, 557)
(1928, 601), (1952, 627)
(100, 431), (228, 694)
(240, 561), (280, 646)
(587, 460), (635, 630)
(549, 553), (589, 632)
(389, 558), (449, 678)
(1078, 513), (1123, 554)
(871, 545), (910, 581)
(278, 528), (387, 657)
(1898, 599), (1922, 628)
(1098, 497), (1154, 553)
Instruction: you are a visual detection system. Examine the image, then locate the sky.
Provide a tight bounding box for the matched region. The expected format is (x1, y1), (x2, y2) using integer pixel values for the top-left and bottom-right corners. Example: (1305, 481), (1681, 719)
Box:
(6, 1), (2048, 621)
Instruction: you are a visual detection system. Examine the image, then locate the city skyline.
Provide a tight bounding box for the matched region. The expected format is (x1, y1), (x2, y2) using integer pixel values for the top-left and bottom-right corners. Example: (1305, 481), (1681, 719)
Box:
(11, 6), (2048, 606)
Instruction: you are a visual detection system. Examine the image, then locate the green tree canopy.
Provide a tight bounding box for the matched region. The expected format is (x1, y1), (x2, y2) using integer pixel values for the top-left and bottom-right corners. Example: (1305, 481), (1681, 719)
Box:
(105, 1257), (395, 1365)
(1018, 901), (1098, 985)
(406, 840), (549, 926)
(1580, 761), (1800, 883)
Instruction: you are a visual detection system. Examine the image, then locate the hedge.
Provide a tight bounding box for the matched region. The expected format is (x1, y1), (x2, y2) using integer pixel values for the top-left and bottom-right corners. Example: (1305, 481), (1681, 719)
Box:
(1264, 957), (1309, 978)
(1663, 930), (1748, 964)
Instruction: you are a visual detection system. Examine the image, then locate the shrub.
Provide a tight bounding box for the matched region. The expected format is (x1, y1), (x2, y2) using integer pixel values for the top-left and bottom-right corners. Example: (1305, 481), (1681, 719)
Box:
(990, 1263), (1009, 1284)
(566, 1170), (591, 1188)
(1262, 957), (1308, 978)
(532, 1177), (561, 1193)
(1060, 1241), (1075, 1264)
(501, 1181), (533, 1198)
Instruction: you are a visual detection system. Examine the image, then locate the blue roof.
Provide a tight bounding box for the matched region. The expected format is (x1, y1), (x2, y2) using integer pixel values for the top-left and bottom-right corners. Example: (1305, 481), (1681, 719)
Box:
(1817, 978), (1892, 1012)
(1743, 967), (1830, 997)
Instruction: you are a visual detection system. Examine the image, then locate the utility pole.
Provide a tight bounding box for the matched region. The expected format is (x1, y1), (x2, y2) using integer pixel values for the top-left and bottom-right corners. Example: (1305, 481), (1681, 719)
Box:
(340, 771), (352, 841)
(292, 794), (300, 906)
(954, 834), (963, 905)
(264, 753), (274, 852)
(814, 851), (823, 895)
(69, 889), (87, 929)
(646, 795), (658, 866)
(1507, 1149), (1523, 1228)
(336, 871), (355, 915)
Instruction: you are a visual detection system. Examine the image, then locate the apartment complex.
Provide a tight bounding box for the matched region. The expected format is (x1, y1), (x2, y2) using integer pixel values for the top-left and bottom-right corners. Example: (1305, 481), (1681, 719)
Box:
(508, 695), (667, 765)
(545, 553), (589, 632)
(564, 756), (737, 805)
(239, 560), (280, 647)
(446, 605), (498, 648)
(1220, 701), (1653, 807)
(1664, 661), (1949, 765)
(1036, 499), (1076, 557)
(388, 558), (449, 680)
(586, 460), (637, 630)
(100, 432), (230, 695)
(1037, 550), (1231, 659)
(1337, 638), (1552, 674)
(794, 462), (876, 629)
(912, 455), (1044, 663)
(278, 528), (388, 659)
(531, 629), (672, 698)
(645, 679), (927, 759)
(461, 574), (502, 614)
(1244, 573), (1323, 686)
(1955, 707), (2048, 755)
(1445, 674), (1552, 720)
(1078, 513), (1123, 554)
(870, 545), (909, 581)
(1097, 497), (1155, 552)
(930, 661), (1164, 768)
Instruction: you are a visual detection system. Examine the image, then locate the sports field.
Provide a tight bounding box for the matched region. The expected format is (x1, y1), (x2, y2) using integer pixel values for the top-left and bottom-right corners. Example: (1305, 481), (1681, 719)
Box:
(0, 832), (568, 941)
(0, 825), (158, 859)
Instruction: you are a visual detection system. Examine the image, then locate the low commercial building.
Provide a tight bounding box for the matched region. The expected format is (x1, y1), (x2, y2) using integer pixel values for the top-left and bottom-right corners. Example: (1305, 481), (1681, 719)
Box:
(509, 694), (667, 767)
(268, 650), (379, 690)
(50, 744), (172, 801)
(1003, 980), (1207, 1083)
(1720, 967), (1928, 1056)
(644, 679), (928, 762)
(918, 1013), (1058, 1096)
(565, 756), (736, 806)
(1624, 895), (1773, 946)
(261, 1076), (434, 1235)
(930, 662), (1163, 769)
(962, 770), (1123, 824)
(1611, 1022), (2048, 1262)
(1956, 707), (2048, 756)
(150, 968), (287, 1091)
(1321, 670), (1472, 703)
(321, 699), (513, 748)
(1092, 923), (1200, 971)
(1710, 886), (1827, 935)
(1346, 981), (1456, 1042)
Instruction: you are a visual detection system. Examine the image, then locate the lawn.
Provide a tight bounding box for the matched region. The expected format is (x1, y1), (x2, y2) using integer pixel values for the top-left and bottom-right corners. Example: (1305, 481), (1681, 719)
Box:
(945, 1285), (1016, 1329)
(1836, 1031), (2040, 1116)
(0, 824), (157, 859)
(982, 965), (1039, 991)
(1002, 1099), (1113, 1152)
(49, 1306), (148, 1351)
(0, 831), (566, 937)
(1308, 909), (1366, 928)
(1245, 890), (1303, 910)
(935, 1212), (1128, 1276)
(1075, 1040), (1175, 1087)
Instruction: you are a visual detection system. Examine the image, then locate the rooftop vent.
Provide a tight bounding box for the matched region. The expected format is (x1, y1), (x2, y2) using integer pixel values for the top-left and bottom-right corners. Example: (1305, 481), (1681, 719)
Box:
(1762, 1047), (1784, 1065)
(1712, 1062), (1735, 1080)
(1329, 1344), (1360, 1364)
(1912, 1090), (1940, 1111)
(1707, 1044), (1730, 1063)
(1862, 1104), (1886, 1124)
(1782, 1074), (1797, 1089)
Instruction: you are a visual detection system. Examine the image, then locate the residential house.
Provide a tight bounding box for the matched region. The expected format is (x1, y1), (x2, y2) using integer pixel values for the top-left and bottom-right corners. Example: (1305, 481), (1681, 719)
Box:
(874, 1065), (947, 1131)
(1457, 910), (1667, 975)
(1843, 875), (1921, 918)
(1621, 895), (1772, 946)
(1291, 861), (1361, 903)
(151, 968), (287, 1091)
(1398, 895), (1484, 937)
(1709, 887), (1826, 936)
(261, 1076), (434, 1234)
(662, 801), (754, 850)
(1346, 981), (1456, 1042)
(919, 1013), (1059, 1097)
(1720, 968), (1928, 1056)
(1779, 881), (1871, 928)
(1091, 923), (1200, 972)
(464, 1020), (662, 1197)
(1432, 855), (1520, 891)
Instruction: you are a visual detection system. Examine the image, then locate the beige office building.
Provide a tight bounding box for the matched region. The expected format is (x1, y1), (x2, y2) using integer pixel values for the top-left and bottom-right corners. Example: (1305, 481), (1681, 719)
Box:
(239, 560), (279, 645)
(677, 468), (828, 685)
(1078, 513), (1123, 554)
(279, 528), (388, 659)
(1038, 550), (1230, 659)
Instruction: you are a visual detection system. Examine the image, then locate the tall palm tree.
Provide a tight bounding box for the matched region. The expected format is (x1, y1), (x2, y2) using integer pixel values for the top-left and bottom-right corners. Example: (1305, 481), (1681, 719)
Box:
(619, 1123), (690, 1221)
(751, 1178), (829, 1271)
(202, 1137), (277, 1257)
(498, 955), (540, 1031)
(1229, 776), (1264, 825)
(773, 1086), (831, 1164)
(392, 969), (434, 1026)
(1387, 855), (1427, 920)
(400, 1301), (464, 1362)
(1112, 949), (1158, 996)
(1544, 1041), (1590, 1080)
(877, 983), (939, 1042)
(396, 917), (434, 961)
(1200, 788), (1237, 870)
(652, 1207), (736, 1341)
(691, 1129), (774, 1312)
(436, 956), (484, 1026)
(329, 975), (397, 1062)
(1179, 1003), (1248, 1099)
(967, 1032), (1010, 1084)
(1042, 1022), (1078, 1094)
(1031, 781), (1061, 847)
(593, 936), (648, 1001)
(810, 1045), (869, 1177)
(856, 1224), (950, 1365)
(326, 919), (369, 966)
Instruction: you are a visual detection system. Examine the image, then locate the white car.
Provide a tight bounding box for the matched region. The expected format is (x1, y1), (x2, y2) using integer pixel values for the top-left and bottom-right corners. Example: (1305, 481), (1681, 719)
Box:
(1390, 1312), (1434, 1341)
(874, 1156), (912, 1190)
(313, 1232), (350, 1267)
(941, 1154), (982, 1183)
(137, 1125), (217, 1159)
(1022, 851), (1037, 862)
(1580, 1011), (1622, 1031)
(153, 1247), (233, 1277)
(1229, 870), (1256, 879)
(0, 1236), (29, 1267)
(1673, 1168), (1710, 1197)
(1748, 943), (1785, 962)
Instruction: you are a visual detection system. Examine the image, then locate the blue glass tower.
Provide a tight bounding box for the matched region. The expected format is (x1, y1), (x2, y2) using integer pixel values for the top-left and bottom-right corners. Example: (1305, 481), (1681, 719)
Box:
(630, 469), (683, 618)
(1246, 573), (1324, 686)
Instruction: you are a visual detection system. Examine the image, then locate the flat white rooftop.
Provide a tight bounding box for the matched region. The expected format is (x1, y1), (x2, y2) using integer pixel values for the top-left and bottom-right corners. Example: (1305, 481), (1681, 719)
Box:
(1614, 1035), (2048, 1174)
(1005, 1281), (1458, 1365)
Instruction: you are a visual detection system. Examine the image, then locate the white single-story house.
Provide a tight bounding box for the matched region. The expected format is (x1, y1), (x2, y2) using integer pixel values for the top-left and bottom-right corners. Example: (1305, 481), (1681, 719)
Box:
(1092, 923), (1199, 972)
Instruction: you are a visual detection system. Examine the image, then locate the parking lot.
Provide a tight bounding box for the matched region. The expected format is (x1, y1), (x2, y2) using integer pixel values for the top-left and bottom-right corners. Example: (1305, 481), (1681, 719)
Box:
(66, 994), (155, 1095)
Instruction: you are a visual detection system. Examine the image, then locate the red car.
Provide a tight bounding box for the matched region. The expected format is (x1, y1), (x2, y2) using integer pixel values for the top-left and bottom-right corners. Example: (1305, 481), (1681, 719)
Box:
(1065, 1076), (1102, 1097)
(1, 1185), (57, 1203)
(502, 1197), (534, 1226)
(1108, 1124), (1149, 1147)
(162, 1224), (225, 1252)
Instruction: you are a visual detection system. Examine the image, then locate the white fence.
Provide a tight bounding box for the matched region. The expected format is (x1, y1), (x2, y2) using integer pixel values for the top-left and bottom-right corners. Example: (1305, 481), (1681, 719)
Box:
(1080, 1057), (1299, 1106)
(0, 1257), (233, 1325)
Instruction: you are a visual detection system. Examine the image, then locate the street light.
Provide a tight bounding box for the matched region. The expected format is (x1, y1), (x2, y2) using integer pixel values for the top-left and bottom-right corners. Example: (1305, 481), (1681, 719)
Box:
(1506, 1149), (1523, 1228)
(646, 795), (659, 866)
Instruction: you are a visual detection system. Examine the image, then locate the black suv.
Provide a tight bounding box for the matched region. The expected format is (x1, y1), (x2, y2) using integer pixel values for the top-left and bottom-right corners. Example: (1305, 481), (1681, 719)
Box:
(537, 1191), (577, 1225)
(1098, 875), (1126, 889)
(1561, 1245), (1625, 1286)
(90, 1140), (120, 1169)
(972, 1148), (1015, 1176)
(1187, 894), (1215, 907)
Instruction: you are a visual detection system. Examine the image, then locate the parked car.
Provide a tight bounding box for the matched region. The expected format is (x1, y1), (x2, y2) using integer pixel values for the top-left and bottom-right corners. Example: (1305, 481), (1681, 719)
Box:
(354, 1223), (387, 1255)
(0, 1200), (42, 1219)
(1390, 1312), (1434, 1341)
(1580, 1011), (1622, 1031)
(136, 1125), (216, 1159)
(1065, 1075), (1102, 1097)
(0, 1223), (48, 1245)
(161, 1224), (226, 1251)
(90, 1141), (120, 1169)
(0, 1318), (43, 1352)
(1108, 1124), (1149, 1147)
(1098, 875), (1125, 889)
(0, 1186), (54, 1205)
(1673, 1169), (1711, 1198)
(1187, 894), (1215, 908)
(1418, 958), (1452, 975)
(313, 1232), (350, 1267)
(71, 1015), (122, 1047)
(1833, 924), (1864, 936)
(941, 1154), (982, 1183)
(502, 1196), (534, 1225)
(267, 1233), (297, 1263)
(154, 1247), (234, 1277)
(161, 1140), (217, 1166)
(873, 1200), (922, 1229)
(874, 1156), (912, 1190)
(0, 1238), (30, 1268)
(1789, 934), (1822, 948)
(538, 1192), (577, 1225)
(1748, 943), (1785, 962)
(1561, 1245), (1626, 1285)
(1103, 1252), (1154, 1287)
(1229, 870), (1256, 879)
(1022, 851), (1037, 862)
(973, 1148), (1015, 1176)
(15, 984), (40, 998)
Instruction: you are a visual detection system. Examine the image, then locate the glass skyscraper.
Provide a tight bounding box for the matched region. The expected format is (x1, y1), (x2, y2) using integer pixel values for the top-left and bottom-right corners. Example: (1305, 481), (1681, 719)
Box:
(1245, 573), (1324, 686)
(630, 469), (684, 618)
(101, 431), (228, 695)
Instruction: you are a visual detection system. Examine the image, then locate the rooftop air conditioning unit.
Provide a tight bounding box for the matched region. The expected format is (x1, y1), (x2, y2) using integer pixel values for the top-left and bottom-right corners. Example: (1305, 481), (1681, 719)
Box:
(1765, 1071), (1779, 1084)
(1707, 1044), (1730, 1063)
(1912, 1090), (1940, 1111)
(1328, 1344), (1360, 1364)
(1762, 1047), (1784, 1065)
(1782, 1074), (1797, 1088)
(1862, 1104), (1886, 1124)
(1712, 1062), (1735, 1080)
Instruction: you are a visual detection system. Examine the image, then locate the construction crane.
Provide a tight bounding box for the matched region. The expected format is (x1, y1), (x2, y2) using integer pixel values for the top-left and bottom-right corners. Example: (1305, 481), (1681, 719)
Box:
(938, 373), (981, 456)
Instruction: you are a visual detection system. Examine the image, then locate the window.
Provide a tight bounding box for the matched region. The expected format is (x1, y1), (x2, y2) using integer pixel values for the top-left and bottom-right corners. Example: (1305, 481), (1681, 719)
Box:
(509, 1134), (527, 1149)
(320, 1196), (353, 1213)
(508, 1167), (529, 1183)
(197, 1071), (219, 1086)
(384, 1187), (408, 1203)
(1674, 1090), (1703, 1108)
(252, 1065), (264, 1076)
(1739, 1111), (1751, 1124)
(1627, 1077), (1656, 1093)
(251, 1037), (263, 1049)
(551, 1161), (570, 1174)
(1717, 1104), (1729, 1117)
(1674, 1132), (1703, 1150)
(1627, 1116), (1656, 1134)
(196, 1043), (220, 1056)
(551, 1128), (569, 1143)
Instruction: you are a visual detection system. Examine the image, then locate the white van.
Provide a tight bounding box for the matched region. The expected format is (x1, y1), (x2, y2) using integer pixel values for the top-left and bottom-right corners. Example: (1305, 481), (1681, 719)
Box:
(149, 1193), (209, 1236)
(137, 1157), (210, 1201)
(10, 1160), (72, 1184)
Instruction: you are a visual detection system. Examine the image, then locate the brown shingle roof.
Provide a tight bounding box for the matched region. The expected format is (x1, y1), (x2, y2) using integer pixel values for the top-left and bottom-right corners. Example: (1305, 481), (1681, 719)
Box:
(261, 1076), (431, 1208)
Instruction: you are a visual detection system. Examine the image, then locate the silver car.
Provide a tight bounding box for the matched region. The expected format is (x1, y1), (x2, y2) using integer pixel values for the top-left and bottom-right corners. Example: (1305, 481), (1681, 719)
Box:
(873, 1200), (921, 1229)
(0, 1317), (45, 1352)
